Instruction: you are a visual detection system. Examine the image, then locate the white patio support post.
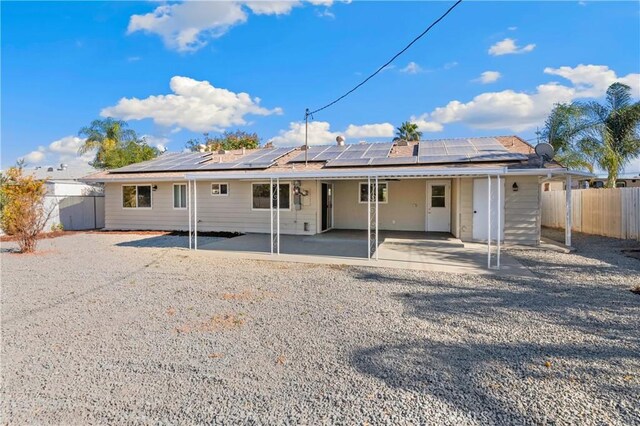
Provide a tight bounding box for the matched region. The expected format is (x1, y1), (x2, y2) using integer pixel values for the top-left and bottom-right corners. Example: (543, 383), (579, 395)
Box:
(270, 178), (274, 255)
(276, 177), (280, 255)
(188, 180), (192, 250)
(565, 174), (572, 247)
(194, 180), (198, 251)
(367, 176), (371, 260)
(375, 176), (379, 261)
(496, 174), (501, 269)
(487, 174), (491, 269)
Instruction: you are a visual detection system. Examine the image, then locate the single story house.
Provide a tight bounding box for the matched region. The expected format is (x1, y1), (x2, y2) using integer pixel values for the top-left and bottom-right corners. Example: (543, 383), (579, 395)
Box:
(83, 136), (589, 265)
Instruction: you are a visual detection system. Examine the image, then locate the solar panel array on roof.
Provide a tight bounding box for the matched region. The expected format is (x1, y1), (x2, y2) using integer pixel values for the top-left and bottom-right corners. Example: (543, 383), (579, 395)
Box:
(110, 148), (295, 173)
(416, 138), (527, 164)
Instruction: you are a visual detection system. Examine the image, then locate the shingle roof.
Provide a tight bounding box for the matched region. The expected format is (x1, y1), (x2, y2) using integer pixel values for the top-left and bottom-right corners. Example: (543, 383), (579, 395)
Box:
(82, 136), (557, 182)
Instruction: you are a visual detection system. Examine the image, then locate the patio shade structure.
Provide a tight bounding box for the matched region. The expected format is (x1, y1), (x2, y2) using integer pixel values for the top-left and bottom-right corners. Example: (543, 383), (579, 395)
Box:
(184, 166), (589, 269)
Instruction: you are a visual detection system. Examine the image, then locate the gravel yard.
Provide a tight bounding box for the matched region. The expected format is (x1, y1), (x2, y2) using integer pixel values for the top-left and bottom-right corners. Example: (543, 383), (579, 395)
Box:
(1, 230), (639, 425)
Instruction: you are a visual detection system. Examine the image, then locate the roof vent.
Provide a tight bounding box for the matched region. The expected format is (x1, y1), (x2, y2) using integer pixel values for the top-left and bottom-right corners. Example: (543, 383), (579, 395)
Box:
(59, 163), (68, 170)
(396, 139), (408, 147)
(47, 167), (54, 172)
(218, 149), (227, 155)
(336, 135), (345, 146)
(263, 142), (273, 149)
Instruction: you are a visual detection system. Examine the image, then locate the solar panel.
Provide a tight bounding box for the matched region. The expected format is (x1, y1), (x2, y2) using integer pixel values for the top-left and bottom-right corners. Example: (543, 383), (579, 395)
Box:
(289, 145), (338, 162)
(369, 157), (417, 166)
(417, 155), (471, 164)
(336, 149), (366, 160)
(469, 153), (528, 162)
(446, 146), (476, 155)
(325, 158), (372, 167)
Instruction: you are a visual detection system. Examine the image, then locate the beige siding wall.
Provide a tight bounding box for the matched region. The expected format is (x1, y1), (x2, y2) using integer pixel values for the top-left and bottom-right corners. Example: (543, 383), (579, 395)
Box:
(456, 176), (540, 246)
(104, 180), (318, 235)
(503, 175), (540, 245)
(333, 179), (427, 231)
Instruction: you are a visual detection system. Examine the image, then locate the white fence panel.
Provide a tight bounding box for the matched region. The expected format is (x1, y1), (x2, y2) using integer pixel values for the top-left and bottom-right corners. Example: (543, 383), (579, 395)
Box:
(44, 195), (105, 231)
(541, 187), (640, 241)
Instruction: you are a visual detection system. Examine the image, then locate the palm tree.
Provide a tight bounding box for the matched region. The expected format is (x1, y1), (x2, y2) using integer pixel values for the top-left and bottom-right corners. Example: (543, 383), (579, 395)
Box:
(580, 83), (640, 187)
(540, 103), (593, 172)
(78, 118), (138, 168)
(394, 121), (422, 141)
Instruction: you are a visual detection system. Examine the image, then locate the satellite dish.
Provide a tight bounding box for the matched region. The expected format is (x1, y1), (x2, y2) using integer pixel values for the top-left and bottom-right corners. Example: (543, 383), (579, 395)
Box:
(535, 143), (555, 161)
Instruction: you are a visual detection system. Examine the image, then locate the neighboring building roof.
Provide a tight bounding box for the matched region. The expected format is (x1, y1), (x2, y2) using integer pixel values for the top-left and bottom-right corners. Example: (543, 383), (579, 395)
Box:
(27, 163), (98, 181)
(83, 136), (574, 182)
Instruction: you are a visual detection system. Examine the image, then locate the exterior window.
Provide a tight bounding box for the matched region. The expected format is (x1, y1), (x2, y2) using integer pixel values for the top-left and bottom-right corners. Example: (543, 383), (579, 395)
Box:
(252, 183), (290, 210)
(123, 185), (152, 209)
(211, 183), (229, 196)
(359, 182), (388, 203)
(431, 185), (446, 208)
(173, 184), (187, 209)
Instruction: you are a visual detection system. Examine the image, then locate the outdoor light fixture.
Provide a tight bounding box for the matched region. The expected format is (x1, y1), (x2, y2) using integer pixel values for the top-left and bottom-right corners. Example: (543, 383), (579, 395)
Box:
(152, 185), (158, 191)
(512, 182), (519, 192)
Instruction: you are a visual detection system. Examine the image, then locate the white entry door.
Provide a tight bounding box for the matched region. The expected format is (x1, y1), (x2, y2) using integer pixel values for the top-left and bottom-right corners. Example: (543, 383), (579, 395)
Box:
(472, 178), (505, 241)
(426, 181), (451, 232)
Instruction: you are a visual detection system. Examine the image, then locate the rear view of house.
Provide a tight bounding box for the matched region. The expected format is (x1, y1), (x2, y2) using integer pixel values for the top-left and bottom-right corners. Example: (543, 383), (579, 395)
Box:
(84, 136), (588, 259)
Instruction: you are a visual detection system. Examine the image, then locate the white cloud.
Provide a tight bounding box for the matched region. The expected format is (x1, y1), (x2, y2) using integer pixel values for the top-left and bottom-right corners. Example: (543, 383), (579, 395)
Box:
(127, 2), (247, 52)
(344, 123), (394, 138)
(127, 1), (341, 53)
(488, 38), (536, 56)
(474, 71), (502, 84)
(544, 64), (640, 98)
(244, 1), (300, 15)
(100, 76), (282, 132)
(415, 64), (640, 132)
(23, 150), (46, 164)
(410, 118), (444, 133)
(269, 121), (338, 147)
(400, 62), (423, 74)
(19, 136), (94, 168)
(507, 26), (517, 31)
(269, 121), (396, 147)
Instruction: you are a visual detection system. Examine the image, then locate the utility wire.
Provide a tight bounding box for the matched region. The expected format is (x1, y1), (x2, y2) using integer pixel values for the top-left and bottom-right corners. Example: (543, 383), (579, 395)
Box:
(307, 0), (463, 117)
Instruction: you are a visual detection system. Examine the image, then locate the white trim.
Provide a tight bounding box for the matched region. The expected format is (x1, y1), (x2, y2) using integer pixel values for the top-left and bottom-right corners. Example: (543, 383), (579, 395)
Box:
(86, 166), (596, 184)
(172, 183), (187, 209)
(358, 181), (388, 204)
(211, 182), (229, 196)
(251, 181), (292, 211)
(121, 184), (153, 209)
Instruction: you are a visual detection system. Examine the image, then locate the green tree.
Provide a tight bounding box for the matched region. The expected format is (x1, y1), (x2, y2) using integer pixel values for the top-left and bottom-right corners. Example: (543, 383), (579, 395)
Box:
(541, 103), (593, 172)
(580, 83), (640, 187)
(394, 121), (422, 141)
(78, 118), (160, 169)
(186, 130), (260, 152)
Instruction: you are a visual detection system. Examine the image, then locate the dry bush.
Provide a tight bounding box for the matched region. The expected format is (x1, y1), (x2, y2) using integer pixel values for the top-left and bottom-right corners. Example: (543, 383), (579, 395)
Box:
(0, 167), (53, 253)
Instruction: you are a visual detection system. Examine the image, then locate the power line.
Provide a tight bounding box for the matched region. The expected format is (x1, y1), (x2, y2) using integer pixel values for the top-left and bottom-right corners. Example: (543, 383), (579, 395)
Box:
(307, 0), (463, 117)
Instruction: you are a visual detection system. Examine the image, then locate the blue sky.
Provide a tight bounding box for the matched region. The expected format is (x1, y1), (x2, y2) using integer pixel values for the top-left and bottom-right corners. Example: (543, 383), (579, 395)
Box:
(2, 1), (639, 172)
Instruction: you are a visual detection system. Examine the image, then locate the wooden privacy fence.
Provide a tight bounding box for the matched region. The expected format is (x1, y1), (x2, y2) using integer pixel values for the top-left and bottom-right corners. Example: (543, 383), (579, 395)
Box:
(541, 187), (640, 241)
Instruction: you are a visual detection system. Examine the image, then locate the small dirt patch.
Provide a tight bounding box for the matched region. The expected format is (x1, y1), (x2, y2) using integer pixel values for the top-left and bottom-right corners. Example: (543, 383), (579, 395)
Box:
(175, 313), (245, 334)
(220, 290), (272, 301)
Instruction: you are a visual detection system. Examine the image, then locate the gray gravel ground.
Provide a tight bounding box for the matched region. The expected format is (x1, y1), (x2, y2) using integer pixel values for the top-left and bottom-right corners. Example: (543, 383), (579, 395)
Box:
(1, 230), (639, 425)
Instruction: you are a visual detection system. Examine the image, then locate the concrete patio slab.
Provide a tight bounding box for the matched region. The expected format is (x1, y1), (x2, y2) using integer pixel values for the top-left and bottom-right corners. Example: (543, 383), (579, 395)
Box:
(197, 231), (534, 277)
